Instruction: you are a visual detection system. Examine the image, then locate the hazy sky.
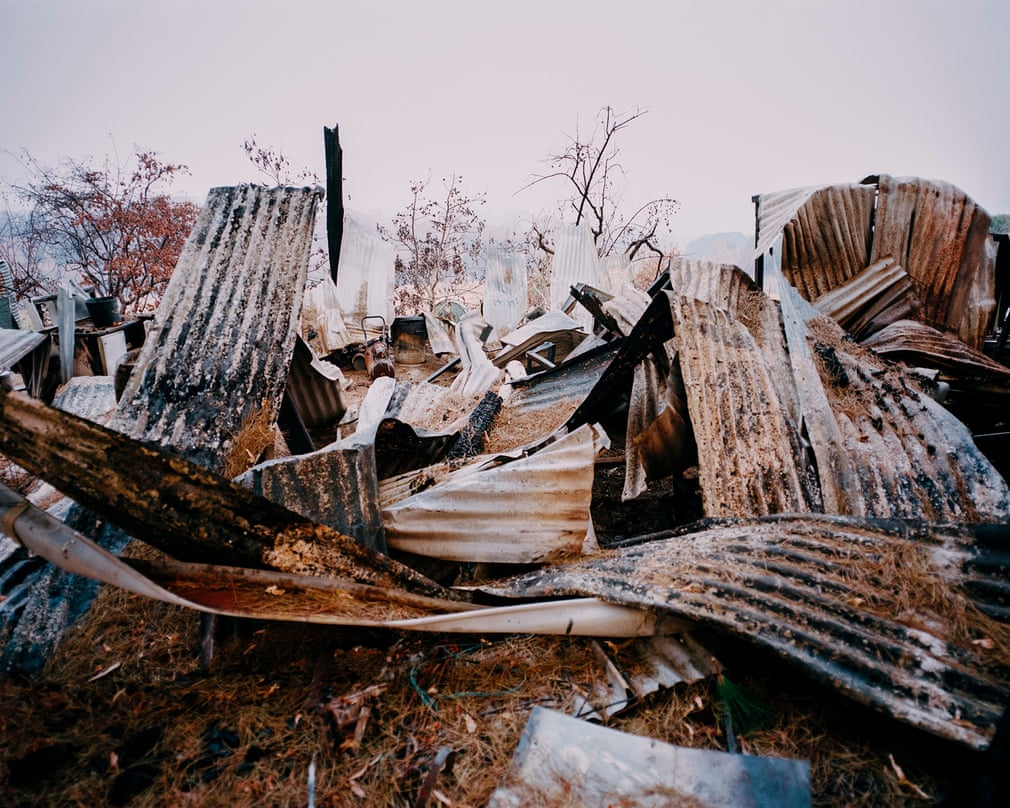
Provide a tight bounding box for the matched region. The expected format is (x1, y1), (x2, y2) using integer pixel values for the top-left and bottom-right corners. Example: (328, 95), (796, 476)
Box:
(3, 0), (1008, 249)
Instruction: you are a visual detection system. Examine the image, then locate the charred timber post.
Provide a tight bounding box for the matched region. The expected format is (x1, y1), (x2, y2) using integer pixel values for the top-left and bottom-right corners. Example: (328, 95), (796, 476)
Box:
(323, 124), (344, 284)
(0, 388), (454, 600)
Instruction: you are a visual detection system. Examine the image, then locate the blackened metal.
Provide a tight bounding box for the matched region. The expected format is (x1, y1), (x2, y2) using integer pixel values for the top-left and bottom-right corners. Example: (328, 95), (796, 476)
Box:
(444, 391), (502, 461)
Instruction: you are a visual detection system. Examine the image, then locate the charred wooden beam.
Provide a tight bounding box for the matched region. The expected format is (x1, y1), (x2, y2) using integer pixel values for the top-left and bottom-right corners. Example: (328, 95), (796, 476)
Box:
(324, 123), (344, 283)
(0, 389), (454, 600)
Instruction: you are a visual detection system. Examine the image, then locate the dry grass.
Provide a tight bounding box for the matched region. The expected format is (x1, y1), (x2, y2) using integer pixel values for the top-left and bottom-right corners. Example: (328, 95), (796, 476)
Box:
(220, 400), (280, 479)
(483, 402), (576, 455)
(0, 575), (958, 807)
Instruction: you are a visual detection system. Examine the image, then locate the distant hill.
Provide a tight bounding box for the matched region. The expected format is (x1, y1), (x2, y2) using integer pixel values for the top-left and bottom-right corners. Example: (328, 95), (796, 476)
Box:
(682, 231), (752, 270)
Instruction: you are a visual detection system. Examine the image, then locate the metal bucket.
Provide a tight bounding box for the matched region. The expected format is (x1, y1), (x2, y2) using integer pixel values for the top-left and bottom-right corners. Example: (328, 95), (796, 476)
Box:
(391, 316), (427, 364)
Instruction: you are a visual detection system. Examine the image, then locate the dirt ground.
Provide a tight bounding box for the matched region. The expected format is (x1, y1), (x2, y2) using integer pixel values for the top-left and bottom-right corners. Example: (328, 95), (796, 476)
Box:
(0, 348), (992, 806)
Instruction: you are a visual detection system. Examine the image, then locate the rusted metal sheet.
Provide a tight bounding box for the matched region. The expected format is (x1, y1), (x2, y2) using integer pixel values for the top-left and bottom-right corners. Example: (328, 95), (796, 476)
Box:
(811, 257), (920, 339)
(755, 183), (875, 283)
(863, 319), (1010, 381)
(760, 175), (995, 351)
(488, 707), (811, 807)
(778, 184), (877, 301)
(382, 425), (605, 563)
(673, 293), (820, 516)
(807, 313), (1010, 521)
(235, 441), (385, 553)
(487, 514), (1010, 749)
(113, 185), (322, 474)
(869, 175), (994, 348)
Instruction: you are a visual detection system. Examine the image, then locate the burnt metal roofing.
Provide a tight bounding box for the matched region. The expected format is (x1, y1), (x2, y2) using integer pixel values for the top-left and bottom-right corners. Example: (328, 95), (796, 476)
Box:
(755, 175), (996, 351)
(486, 514), (1010, 749)
(863, 319), (1010, 381)
(112, 185), (323, 473)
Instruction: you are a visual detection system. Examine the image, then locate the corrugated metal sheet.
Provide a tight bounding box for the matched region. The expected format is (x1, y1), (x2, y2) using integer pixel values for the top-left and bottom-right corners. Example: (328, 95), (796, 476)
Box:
(483, 244), (527, 332)
(112, 185), (322, 473)
(51, 376), (117, 425)
(0, 328), (46, 372)
(800, 306), (1010, 521)
(302, 275), (353, 354)
(235, 442), (384, 552)
(549, 223), (604, 332)
(759, 176), (996, 351)
(811, 257), (918, 339)
(863, 319), (1010, 381)
(869, 175), (994, 349)
(600, 284), (651, 334)
(493, 310), (587, 367)
(2, 482), (680, 637)
(382, 425), (604, 563)
(754, 184), (824, 258)
(779, 184), (877, 300)
(672, 293), (820, 517)
(503, 341), (618, 415)
(488, 514), (1010, 749)
(335, 215), (395, 328)
(0, 260), (20, 328)
(286, 336), (346, 429)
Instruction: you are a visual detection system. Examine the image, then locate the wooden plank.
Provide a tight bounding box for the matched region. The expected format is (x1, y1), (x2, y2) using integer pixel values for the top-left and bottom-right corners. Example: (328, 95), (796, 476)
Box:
(0, 389), (452, 599)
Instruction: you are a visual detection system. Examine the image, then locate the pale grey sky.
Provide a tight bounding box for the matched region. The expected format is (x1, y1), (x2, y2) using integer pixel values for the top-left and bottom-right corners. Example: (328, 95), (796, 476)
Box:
(2, 0), (1008, 248)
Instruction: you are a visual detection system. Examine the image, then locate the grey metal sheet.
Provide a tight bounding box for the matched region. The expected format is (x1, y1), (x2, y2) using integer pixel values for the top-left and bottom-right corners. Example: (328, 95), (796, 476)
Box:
(286, 336), (346, 429)
(505, 341), (618, 414)
(488, 707), (810, 807)
(487, 515), (1010, 749)
(112, 185), (322, 473)
(0, 328), (46, 371)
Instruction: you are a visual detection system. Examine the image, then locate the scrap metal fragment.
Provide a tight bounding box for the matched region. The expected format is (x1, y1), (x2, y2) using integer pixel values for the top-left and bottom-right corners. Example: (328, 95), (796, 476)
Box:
(488, 707), (810, 807)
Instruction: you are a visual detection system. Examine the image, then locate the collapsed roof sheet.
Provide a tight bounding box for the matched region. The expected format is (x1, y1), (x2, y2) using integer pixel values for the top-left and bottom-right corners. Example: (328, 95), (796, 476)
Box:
(756, 175), (996, 350)
(382, 425), (603, 564)
(113, 185), (322, 474)
(484, 514), (1010, 749)
(869, 175), (993, 346)
(862, 319), (1010, 382)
